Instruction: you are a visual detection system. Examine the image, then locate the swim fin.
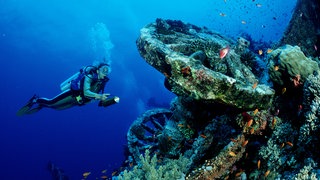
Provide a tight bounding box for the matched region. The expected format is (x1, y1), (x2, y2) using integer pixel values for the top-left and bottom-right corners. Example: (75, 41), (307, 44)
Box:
(16, 95), (38, 116)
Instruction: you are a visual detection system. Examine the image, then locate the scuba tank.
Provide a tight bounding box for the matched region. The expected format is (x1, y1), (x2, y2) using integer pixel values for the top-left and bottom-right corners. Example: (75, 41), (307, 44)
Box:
(60, 66), (98, 92)
(60, 72), (80, 92)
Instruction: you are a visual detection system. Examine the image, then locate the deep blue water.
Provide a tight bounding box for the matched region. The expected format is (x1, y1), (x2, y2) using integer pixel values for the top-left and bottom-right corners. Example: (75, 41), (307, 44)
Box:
(0, 0), (296, 179)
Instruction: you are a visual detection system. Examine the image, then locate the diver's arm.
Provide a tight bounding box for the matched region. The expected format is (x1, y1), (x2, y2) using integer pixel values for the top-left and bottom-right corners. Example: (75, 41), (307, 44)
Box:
(83, 76), (107, 100)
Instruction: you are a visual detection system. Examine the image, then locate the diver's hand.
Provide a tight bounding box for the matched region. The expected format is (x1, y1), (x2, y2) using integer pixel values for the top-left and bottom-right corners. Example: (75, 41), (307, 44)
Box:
(100, 93), (110, 101)
(96, 93), (110, 101)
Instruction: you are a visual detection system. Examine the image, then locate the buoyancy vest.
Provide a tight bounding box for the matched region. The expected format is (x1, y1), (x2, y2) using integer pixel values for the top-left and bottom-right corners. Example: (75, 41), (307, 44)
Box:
(70, 67), (109, 103)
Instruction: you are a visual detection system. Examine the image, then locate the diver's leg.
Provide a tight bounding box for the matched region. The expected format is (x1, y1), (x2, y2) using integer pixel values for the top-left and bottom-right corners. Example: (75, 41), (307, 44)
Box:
(53, 96), (78, 110)
(37, 90), (78, 110)
(17, 90), (77, 116)
(16, 95), (39, 116)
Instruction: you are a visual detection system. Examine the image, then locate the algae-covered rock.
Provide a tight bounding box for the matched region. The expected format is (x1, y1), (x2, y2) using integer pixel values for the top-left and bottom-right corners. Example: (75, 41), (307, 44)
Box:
(137, 18), (274, 110)
(268, 45), (319, 87)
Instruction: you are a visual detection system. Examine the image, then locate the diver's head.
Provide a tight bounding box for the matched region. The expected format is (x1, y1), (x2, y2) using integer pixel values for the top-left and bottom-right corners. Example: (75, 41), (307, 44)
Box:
(97, 63), (110, 79)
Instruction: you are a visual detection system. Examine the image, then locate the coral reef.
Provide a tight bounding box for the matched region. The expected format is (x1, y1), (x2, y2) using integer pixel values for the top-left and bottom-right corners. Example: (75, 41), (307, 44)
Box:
(117, 149), (190, 180)
(298, 70), (320, 145)
(116, 6), (320, 178)
(268, 45), (319, 89)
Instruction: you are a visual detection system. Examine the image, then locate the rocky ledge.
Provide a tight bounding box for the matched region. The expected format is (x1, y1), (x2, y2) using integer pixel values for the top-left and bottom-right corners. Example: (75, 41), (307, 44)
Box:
(136, 18), (274, 110)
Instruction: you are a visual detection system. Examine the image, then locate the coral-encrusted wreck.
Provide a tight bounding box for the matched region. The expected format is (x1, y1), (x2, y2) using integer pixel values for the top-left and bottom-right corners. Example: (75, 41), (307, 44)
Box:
(136, 18), (274, 110)
(116, 19), (275, 180)
(116, 1), (320, 178)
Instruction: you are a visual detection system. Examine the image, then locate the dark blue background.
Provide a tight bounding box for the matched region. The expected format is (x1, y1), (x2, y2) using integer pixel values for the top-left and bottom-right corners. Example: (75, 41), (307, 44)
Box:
(0, 0), (296, 179)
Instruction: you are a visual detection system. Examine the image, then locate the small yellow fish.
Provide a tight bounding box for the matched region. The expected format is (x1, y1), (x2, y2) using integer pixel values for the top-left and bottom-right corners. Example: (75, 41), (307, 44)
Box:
(101, 175), (108, 179)
(258, 49), (263, 55)
(229, 151), (236, 157)
(111, 171), (118, 176)
(101, 169), (107, 173)
(274, 65), (279, 71)
(281, 87), (286, 94)
(83, 172), (91, 177)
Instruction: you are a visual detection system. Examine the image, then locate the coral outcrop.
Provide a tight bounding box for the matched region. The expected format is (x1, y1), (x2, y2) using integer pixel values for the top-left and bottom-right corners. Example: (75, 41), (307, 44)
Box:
(268, 45), (319, 89)
(136, 18), (274, 110)
(116, 1), (320, 177)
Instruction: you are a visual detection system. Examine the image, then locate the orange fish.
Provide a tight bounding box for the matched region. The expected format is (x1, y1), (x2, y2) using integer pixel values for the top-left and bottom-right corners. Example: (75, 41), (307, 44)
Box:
(264, 170), (270, 177)
(219, 46), (230, 59)
(286, 141), (293, 147)
(230, 138), (238, 142)
(242, 140), (248, 147)
(280, 142), (285, 148)
(253, 108), (259, 115)
(200, 134), (207, 138)
(272, 118), (277, 128)
(249, 127), (254, 134)
(163, 72), (170, 78)
(257, 160), (261, 169)
(101, 175), (108, 179)
(274, 65), (279, 71)
(247, 119), (253, 127)
(177, 124), (184, 127)
(258, 49), (263, 55)
(267, 49), (273, 53)
(235, 171), (242, 177)
(252, 82), (258, 89)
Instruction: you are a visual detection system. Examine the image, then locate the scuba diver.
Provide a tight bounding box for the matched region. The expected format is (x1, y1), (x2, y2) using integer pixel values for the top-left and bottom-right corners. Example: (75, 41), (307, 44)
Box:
(17, 62), (119, 116)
